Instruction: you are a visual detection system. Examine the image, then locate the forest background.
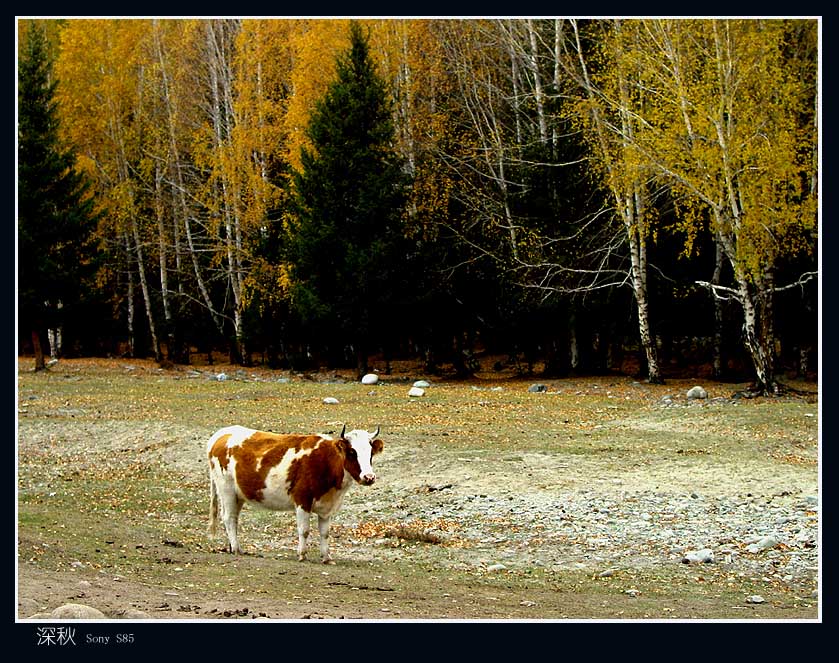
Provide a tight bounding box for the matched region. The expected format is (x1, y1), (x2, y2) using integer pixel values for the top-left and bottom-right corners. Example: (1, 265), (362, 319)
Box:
(16, 17), (820, 394)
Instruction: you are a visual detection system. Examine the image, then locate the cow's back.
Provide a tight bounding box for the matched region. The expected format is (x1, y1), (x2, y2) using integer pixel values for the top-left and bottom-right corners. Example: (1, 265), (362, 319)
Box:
(207, 426), (344, 512)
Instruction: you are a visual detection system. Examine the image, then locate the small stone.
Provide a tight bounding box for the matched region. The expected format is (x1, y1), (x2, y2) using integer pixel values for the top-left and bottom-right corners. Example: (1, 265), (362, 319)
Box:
(746, 595), (765, 604)
(598, 568), (617, 578)
(215, 373), (228, 381)
(624, 589), (641, 597)
(486, 563), (507, 572)
(682, 548), (715, 564)
(528, 384), (548, 393)
(413, 380), (431, 388)
(121, 608), (152, 619)
(747, 534), (782, 553)
(520, 600), (537, 607)
(687, 386), (708, 399)
(322, 397), (340, 405)
(408, 387), (425, 397)
(361, 373), (379, 385)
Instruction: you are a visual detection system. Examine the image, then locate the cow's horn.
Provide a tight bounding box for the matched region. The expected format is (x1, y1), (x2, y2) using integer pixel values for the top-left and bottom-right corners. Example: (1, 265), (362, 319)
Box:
(340, 424), (346, 438)
(371, 426), (380, 438)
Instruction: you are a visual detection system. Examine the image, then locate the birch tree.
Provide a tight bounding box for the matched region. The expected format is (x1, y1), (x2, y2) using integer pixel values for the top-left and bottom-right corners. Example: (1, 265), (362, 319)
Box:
(558, 19), (664, 383)
(626, 19), (818, 393)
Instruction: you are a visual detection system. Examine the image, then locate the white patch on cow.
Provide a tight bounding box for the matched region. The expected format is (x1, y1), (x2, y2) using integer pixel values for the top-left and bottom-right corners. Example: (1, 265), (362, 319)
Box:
(207, 424), (253, 451)
(259, 442), (321, 510)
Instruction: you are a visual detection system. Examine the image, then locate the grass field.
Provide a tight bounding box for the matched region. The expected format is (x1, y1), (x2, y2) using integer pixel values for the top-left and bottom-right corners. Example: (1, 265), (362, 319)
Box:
(16, 357), (820, 621)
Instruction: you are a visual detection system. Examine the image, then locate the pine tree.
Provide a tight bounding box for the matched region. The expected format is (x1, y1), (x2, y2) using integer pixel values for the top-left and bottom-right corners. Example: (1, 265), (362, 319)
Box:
(18, 22), (98, 370)
(288, 21), (409, 378)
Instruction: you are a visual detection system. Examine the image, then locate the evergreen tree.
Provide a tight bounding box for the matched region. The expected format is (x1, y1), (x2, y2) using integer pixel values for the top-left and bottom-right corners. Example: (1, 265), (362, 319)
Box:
(288, 21), (410, 378)
(18, 22), (98, 369)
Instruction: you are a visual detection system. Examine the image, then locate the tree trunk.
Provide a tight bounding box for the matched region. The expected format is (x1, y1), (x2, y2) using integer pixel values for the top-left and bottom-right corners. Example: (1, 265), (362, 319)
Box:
(355, 344), (368, 382)
(47, 300), (62, 359)
(629, 230), (663, 384)
(129, 216), (163, 362)
(31, 329), (46, 371)
(154, 164), (176, 361)
(733, 273), (777, 394)
(123, 230), (136, 358)
(714, 212), (779, 395)
(569, 308), (580, 372)
(711, 238), (725, 379)
(525, 19), (548, 144)
(207, 20), (247, 365)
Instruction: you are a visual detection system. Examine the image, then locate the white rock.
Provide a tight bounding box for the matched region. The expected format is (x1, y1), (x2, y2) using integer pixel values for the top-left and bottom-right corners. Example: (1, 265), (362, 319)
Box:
(408, 387), (425, 397)
(747, 534), (782, 553)
(322, 397), (340, 405)
(486, 563), (507, 572)
(746, 595), (765, 604)
(51, 603), (107, 619)
(361, 373), (379, 385)
(215, 372), (228, 381)
(682, 548), (715, 564)
(121, 608), (152, 619)
(686, 385), (708, 399)
(413, 380), (431, 388)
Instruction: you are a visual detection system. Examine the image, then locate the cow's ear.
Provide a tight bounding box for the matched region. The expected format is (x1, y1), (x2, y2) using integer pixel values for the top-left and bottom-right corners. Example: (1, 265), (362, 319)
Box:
(371, 438), (384, 456)
(339, 437), (353, 454)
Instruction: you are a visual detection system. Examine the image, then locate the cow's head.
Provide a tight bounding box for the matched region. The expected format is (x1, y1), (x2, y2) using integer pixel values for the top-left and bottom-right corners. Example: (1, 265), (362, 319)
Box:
(339, 424), (383, 486)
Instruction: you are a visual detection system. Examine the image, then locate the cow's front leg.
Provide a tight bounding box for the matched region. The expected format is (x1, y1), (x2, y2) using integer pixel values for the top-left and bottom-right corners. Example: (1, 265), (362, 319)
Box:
(295, 506), (311, 561)
(318, 514), (334, 564)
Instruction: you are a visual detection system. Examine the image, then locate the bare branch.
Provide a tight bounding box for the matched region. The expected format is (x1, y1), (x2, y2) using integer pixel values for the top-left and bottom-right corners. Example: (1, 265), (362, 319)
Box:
(773, 271), (818, 293)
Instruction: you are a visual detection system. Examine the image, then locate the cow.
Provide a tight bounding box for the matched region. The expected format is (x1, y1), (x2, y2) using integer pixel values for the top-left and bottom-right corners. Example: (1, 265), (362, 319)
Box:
(207, 423), (383, 564)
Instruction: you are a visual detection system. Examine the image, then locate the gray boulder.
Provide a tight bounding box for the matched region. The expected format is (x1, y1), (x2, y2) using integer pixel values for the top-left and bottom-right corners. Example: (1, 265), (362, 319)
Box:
(50, 603), (107, 619)
(687, 385), (708, 400)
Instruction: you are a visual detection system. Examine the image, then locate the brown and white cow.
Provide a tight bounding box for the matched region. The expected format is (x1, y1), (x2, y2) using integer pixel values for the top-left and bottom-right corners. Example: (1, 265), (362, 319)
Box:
(207, 424), (383, 564)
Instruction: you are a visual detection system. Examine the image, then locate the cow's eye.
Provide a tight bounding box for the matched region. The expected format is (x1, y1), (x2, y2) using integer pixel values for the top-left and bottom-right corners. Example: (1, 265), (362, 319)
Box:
(347, 448), (356, 458)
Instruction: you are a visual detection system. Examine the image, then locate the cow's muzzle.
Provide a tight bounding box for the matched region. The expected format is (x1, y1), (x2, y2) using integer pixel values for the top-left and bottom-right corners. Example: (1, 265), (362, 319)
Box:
(360, 473), (376, 486)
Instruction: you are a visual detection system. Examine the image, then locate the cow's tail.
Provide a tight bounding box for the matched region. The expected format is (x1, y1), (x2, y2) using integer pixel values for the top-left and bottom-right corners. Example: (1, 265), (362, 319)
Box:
(208, 467), (219, 537)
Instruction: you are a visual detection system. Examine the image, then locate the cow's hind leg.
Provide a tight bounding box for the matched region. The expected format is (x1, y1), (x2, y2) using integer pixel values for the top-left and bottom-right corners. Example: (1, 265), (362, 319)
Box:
(295, 506), (311, 561)
(208, 472), (219, 537)
(317, 514), (334, 564)
(219, 492), (244, 554)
